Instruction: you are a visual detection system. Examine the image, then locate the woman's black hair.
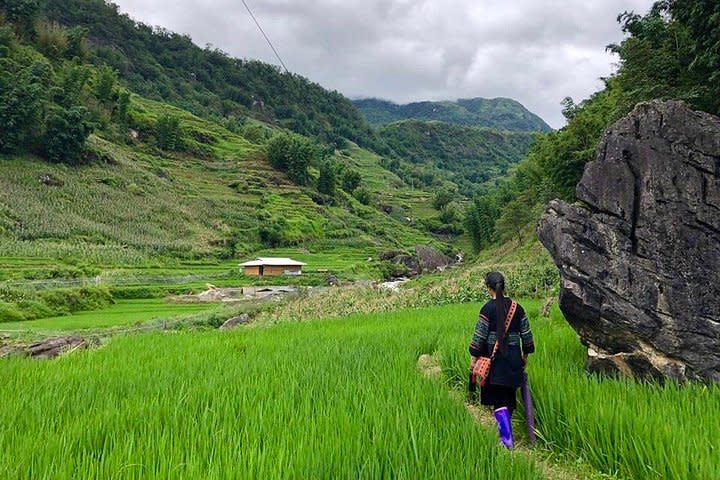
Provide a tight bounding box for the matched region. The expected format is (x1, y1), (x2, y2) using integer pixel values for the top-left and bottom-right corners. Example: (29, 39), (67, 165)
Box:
(485, 271), (508, 352)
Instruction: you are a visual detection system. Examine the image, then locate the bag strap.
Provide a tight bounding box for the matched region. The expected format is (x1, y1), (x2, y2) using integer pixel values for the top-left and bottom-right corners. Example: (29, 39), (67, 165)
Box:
(489, 300), (517, 360)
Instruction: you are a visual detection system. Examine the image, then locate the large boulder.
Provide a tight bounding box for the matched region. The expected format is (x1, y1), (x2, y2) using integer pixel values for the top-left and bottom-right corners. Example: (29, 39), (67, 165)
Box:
(538, 101), (720, 382)
(415, 245), (454, 273)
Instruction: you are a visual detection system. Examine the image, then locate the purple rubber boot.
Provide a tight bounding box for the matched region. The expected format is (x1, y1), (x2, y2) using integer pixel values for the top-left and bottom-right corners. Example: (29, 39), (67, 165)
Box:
(493, 407), (514, 449)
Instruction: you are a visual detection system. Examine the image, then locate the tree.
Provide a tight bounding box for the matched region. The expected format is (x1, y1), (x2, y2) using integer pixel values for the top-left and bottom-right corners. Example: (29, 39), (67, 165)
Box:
(341, 169), (362, 192)
(266, 133), (316, 186)
(317, 160), (336, 195)
(93, 65), (117, 104)
(53, 63), (92, 108)
(0, 49), (49, 153)
(0, 0), (41, 34)
(464, 196), (499, 252)
(65, 26), (89, 60)
(267, 134), (292, 170)
(287, 138), (313, 186)
(432, 188), (455, 210)
(44, 105), (93, 164)
(115, 91), (130, 127)
(668, 0), (720, 113)
(35, 21), (68, 60)
(495, 190), (539, 243)
(156, 114), (182, 150)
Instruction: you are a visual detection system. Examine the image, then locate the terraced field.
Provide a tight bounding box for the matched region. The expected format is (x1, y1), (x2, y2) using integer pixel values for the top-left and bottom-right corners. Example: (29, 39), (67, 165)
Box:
(0, 299), (217, 333)
(0, 95), (440, 268)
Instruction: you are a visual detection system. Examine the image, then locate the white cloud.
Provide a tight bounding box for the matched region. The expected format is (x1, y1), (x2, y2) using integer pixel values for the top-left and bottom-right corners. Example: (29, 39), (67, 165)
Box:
(113, 0), (656, 128)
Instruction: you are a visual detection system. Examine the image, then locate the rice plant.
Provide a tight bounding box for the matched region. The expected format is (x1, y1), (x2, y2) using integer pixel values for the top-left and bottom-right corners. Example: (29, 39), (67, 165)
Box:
(439, 303), (720, 480)
(0, 306), (544, 479)
(2, 302), (715, 479)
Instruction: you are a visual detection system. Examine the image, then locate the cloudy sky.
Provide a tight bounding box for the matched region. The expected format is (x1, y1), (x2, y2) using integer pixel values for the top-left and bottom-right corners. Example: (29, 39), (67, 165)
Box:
(113, 0), (656, 128)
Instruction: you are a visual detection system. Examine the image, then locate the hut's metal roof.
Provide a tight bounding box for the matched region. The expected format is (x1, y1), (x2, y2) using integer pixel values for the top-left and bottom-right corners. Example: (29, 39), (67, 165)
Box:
(240, 257), (306, 267)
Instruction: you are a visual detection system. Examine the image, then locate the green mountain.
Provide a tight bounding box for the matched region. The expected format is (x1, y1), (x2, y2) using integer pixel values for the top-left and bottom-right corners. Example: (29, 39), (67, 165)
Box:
(0, 97), (436, 265)
(463, 1), (720, 253)
(354, 97), (552, 132)
(379, 121), (535, 195)
(0, 2), (452, 273)
(42, 0), (386, 152)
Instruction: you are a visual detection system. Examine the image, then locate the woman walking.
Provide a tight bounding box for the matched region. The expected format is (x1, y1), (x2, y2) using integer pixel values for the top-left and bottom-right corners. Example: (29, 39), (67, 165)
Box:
(469, 271), (535, 449)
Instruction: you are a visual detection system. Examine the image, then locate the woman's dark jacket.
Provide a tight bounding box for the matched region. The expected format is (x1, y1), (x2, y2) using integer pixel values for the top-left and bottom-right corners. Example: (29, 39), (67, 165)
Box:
(469, 298), (534, 388)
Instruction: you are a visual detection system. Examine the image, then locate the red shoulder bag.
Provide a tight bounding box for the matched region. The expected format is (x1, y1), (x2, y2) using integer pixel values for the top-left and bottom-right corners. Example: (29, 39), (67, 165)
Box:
(472, 300), (517, 387)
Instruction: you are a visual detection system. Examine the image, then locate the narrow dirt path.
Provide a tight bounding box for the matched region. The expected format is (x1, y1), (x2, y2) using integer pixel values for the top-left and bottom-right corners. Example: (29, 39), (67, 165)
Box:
(417, 354), (606, 480)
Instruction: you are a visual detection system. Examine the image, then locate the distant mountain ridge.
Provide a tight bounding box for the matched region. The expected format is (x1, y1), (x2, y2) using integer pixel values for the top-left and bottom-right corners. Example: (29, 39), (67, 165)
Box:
(354, 97), (552, 133)
(378, 121), (534, 195)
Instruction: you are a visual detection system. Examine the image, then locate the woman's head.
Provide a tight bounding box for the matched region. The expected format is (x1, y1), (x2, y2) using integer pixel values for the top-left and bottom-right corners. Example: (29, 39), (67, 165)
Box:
(486, 271), (509, 351)
(485, 271), (505, 296)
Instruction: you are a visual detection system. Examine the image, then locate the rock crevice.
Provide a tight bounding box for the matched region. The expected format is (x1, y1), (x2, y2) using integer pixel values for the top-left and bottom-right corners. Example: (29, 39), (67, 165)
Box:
(539, 101), (720, 382)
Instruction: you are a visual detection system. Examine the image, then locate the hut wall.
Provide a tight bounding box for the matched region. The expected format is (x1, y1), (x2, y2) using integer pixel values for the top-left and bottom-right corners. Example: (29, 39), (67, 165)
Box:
(244, 266), (262, 276)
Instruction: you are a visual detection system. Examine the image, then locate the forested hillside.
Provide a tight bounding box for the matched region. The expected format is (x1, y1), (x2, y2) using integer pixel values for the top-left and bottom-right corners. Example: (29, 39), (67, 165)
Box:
(0, 0), (450, 274)
(378, 121), (534, 196)
(42, 0), (386, 152)
(464, 0), (720, 253)
(354, 97), (551, 132)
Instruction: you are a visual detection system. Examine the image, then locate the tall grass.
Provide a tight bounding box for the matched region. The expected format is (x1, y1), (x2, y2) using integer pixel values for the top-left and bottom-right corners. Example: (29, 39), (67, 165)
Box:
(2, 303), (715, 478)
(439, 303), (720, 480)
(0, 306), (543, 479)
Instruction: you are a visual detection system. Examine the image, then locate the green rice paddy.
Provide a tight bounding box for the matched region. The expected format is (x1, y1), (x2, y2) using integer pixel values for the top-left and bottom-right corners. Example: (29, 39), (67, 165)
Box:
(1, 302), (717, 479)
(0, 299), (216, 332)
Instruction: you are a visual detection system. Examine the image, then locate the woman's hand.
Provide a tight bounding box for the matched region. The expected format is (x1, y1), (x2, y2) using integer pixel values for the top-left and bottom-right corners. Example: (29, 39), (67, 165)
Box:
(522, 354), (529, 366)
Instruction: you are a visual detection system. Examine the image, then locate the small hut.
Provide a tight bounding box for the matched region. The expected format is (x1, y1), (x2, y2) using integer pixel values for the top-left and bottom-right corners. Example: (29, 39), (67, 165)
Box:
(240, 257), (306, 277)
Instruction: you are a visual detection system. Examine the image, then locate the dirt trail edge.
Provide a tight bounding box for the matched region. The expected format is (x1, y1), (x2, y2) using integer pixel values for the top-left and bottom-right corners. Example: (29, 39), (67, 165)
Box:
(417, 354), (611, 480)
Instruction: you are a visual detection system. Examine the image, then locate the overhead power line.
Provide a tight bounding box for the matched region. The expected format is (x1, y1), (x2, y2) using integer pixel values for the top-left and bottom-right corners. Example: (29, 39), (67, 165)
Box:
(241, 0), (290, 73)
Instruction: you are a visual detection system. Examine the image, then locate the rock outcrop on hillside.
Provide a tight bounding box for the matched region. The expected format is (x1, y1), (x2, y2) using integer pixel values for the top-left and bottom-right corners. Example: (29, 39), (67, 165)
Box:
(538, 101), (720, 382)
(378, 245), (455, 278)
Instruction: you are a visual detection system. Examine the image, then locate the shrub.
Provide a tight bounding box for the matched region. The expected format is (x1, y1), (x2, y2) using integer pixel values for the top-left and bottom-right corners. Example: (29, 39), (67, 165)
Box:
(341, 169), (361, 192)
(242, 123), (272, 144)
(110, 286), (190, 300)
(420, 217), (464, 235)
(352, 187), (374, 206)
(16, 299), (53, 319)
(438, 203), (460, 224)
(39, 286), (113, 314)
(0, 300), (25, 323)
(377, 261), (409, 281)
(44, 105), (94, 164)
(258, 218), (291, 248)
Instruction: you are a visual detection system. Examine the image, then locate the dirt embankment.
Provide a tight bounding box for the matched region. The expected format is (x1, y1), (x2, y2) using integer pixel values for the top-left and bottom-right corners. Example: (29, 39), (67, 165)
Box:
(166, 285), (302, 304)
